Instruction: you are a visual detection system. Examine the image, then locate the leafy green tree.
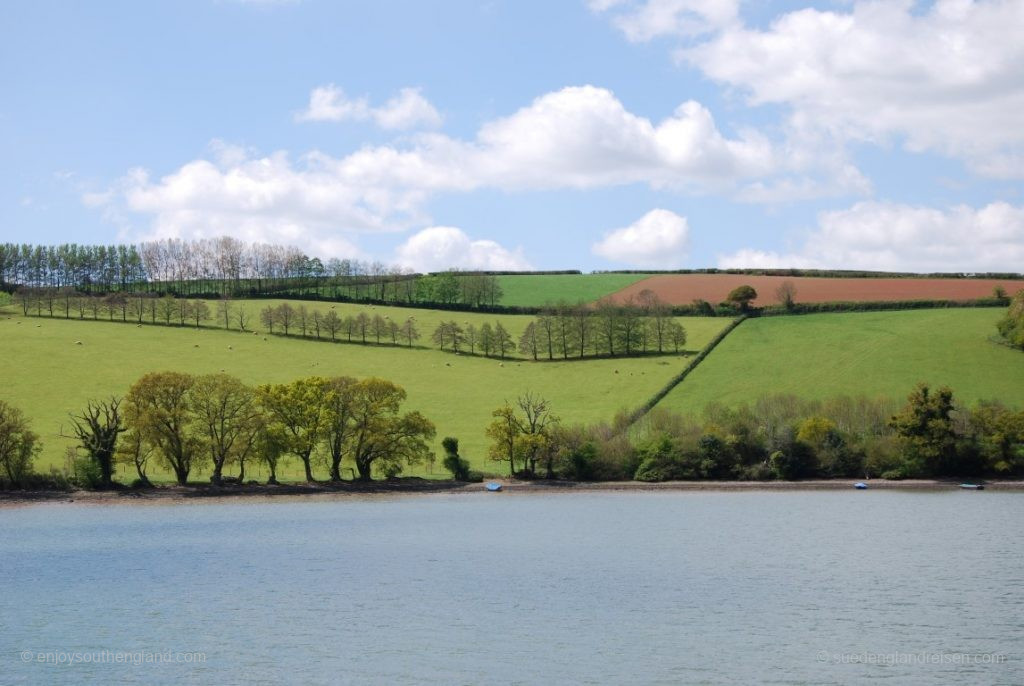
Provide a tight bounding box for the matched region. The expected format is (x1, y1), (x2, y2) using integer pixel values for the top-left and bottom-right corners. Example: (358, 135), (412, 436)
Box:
(257, 377), (332, 482)
(324, 376), (359, 481)
(67, 397), (126, 489)
(347, 378), (435, 480)
(519, 321), (539, 360)
(191, 374), (262, 485)
(125, 371), (199, 485)
(493, 322), (513, 359)
(726, 285), (758, 311)
(888, 383), (960, 476)
(400, 318), (420, 347)
(486, 405), (521, 476)
(0, 400), (40, 488)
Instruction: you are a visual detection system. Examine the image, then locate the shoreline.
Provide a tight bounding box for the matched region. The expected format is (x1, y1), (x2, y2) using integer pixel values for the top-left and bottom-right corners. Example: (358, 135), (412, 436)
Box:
(2, 478), (1022, 507)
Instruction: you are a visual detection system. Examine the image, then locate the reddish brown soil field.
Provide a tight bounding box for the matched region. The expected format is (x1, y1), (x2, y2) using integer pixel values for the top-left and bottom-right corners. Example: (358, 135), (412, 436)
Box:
(608, 274), (1024, 306)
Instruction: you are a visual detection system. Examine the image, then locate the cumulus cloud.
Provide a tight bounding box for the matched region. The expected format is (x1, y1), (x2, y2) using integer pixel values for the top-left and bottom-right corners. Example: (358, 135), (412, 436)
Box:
(718, 201), (1024, 273)
(296, 85), (442, 130)
(395, 227), (529, 272)
(592, 208), (690, 268)
(680, 0), (1024, 178)
(590, 0), (739, 41)
(88, 86), (787, 253)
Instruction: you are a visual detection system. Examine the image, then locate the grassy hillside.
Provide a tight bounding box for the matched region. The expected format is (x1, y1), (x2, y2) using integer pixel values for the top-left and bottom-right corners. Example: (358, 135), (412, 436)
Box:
(495, 273), (653, 307)
(659, 309), (1024, 416)
(0, 301), (728, 481)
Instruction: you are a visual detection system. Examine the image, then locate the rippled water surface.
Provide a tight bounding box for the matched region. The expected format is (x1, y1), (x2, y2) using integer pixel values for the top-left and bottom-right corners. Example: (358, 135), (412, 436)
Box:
(1, 491), (1022, 685)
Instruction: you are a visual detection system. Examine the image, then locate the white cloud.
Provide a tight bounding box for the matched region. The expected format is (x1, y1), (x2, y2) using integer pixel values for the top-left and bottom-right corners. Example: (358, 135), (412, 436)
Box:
(89, 85), (790, 254)
(592, 208), (690, 268)
(680, 0), (1024, 178)
(718, 201), (1024, 272)
(296, 85), (442, 130)
(395, 227), (530, 272)
(590, 0), (739, 41)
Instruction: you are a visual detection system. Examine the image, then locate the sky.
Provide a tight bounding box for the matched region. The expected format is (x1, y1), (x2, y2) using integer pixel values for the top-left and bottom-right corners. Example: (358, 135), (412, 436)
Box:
(2, 0), (1023, 273)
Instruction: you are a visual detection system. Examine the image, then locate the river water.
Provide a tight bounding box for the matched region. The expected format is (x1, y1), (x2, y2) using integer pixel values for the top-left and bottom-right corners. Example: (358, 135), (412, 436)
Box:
(1, 491), (1021, 685)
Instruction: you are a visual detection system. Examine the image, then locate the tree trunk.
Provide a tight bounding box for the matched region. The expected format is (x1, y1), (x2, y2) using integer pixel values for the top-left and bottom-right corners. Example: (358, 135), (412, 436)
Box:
(356, 459), (373, 481)
(301, 455), (314, 482)
(174, 463), (189, 485)
(330, 455), (343, 482)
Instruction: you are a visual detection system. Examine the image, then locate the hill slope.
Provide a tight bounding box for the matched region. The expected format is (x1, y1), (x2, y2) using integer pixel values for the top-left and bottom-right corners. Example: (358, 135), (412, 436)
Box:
(658, 309), (1024, 415)
(0, 304), (728, 480)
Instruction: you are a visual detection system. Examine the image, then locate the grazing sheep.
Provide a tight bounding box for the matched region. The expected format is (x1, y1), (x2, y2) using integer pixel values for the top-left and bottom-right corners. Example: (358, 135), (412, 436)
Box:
(75, 341), (82, 345)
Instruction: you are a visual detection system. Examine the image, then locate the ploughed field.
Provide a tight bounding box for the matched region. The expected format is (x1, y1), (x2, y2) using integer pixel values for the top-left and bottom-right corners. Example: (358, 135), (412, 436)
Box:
(660, 309), (1024, 416)
(608, 273), (1024, 306)
(0, 302), (727, 481)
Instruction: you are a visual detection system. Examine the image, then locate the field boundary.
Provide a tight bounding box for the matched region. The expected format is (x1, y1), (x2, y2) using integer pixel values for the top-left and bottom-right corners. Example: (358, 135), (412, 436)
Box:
(624, 315), (748, 427)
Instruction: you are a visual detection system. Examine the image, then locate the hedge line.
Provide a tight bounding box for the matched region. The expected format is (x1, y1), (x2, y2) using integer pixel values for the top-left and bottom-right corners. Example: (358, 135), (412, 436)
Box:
(624, 315), (749, 427)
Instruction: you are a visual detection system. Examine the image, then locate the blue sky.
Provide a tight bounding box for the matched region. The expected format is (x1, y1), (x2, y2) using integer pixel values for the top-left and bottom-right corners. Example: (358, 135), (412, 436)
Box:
(2, 0), (1023, 272)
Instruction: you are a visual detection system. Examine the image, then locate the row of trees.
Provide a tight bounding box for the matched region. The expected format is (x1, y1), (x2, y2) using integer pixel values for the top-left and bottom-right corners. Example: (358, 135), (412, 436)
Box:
(259, 303), (421, 346)
(0, 374), (436, 489)
(430, 294), (689, 360)
(0, 238), (507, 307)
(481, 385), (1024, 483)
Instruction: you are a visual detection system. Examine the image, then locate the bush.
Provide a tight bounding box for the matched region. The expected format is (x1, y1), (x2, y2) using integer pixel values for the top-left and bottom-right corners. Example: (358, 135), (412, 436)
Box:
(71, 456), (104, 489)
(442, 453), (471, 481)
(881, 468), (906, 481)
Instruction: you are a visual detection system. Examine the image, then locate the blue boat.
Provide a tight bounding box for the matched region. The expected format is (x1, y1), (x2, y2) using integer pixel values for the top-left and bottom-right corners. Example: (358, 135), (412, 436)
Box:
(854, 482), (868, 489)
(485, 482), (503, 492)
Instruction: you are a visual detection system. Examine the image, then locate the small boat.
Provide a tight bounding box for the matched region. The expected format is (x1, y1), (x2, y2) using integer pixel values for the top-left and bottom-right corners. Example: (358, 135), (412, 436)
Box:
(854, 482), (868, 489)
(485, 482), (503, 492)
(959, 483), (985, 490)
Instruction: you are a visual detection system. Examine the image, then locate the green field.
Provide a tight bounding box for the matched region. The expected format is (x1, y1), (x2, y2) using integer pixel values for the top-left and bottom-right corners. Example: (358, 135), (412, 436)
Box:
(495, 273), (653, 307)
(660, 309), (1024, 415)
(0, 301), (728, 481)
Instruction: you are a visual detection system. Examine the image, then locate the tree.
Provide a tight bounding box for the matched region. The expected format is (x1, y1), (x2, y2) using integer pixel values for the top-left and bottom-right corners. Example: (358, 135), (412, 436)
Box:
(486, 405), (521, 476)
(514, 393), (559, 477)
(667, 321), (687, 353)
(889, 383), (960, 476)
(259, 306), (277, 333)
(775, 281), (797, 310)
(277, 303), (296, 335)
(257, 377), (332, 482)
(441, 436), (470, 480)
(519, 321), (539, 360)
(997, 289), (1024, 349)
(0, 400), (40, 488)
(493, 322), (513, 359)
(125, 371), (199, 485)
(347, 378), (435, 480)
(478, 322), (494, 357)
(322, 310), (342, 341)
(191, 374), (262, 485)
(216, 297), (234, 329)
(156, 295), (176, 325)
(400, 318), (420, 347)
(67, 397), (126, 489)
(191, 300), (211, 328)
(116, 429), (154, 487)
(323, 376), (358, 481)
(726, 285), (758, 311)
(235, 304), (250, 331)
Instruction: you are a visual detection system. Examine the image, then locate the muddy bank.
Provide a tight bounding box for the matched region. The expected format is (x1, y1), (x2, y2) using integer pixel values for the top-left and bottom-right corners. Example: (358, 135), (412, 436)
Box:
(2, 477), (1021, 507)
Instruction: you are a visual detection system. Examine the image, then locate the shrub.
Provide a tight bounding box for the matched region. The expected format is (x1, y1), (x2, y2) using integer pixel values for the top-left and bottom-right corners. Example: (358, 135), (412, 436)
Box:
(71, 455), (104, 490)
(881, 468), (906, 481)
